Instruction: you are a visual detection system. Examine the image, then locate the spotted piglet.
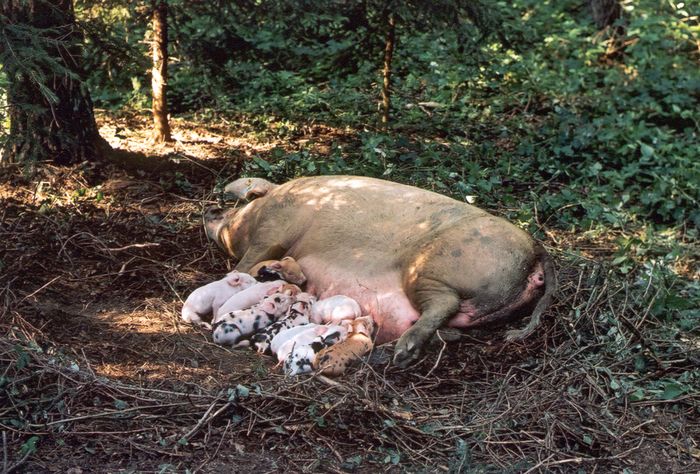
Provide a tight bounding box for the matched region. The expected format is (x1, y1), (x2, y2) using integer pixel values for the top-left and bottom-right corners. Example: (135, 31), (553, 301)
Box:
(270, 324), (326, 364)
(215, 280), (299, 324)
(315, 316), (375, 376)
(283, 322), (349, 376)
(213, 291), (295, 346)
(181, 271), (257, 329)
(251, 292), (316, 355)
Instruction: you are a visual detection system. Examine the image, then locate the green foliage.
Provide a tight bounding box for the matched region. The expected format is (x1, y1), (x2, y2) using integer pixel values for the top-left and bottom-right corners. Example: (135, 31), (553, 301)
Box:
(513, 0), (700, 229)
(0, 12), (79, 158)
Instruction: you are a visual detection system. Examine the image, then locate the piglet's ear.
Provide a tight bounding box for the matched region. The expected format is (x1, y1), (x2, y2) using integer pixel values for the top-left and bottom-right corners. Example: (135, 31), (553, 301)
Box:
(226, 276), (241, 287)
(266, 286), (282, 296)
(270, 262), (282, 270)
(314, 326), (328, 336)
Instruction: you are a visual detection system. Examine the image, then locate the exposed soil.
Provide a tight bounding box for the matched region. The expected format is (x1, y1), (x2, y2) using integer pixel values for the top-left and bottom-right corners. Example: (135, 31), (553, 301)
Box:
(1, 113), (697, 473)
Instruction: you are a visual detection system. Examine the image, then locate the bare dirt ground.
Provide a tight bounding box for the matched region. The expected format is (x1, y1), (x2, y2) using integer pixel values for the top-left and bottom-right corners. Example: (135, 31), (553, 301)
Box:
(1, 112), (698, 473)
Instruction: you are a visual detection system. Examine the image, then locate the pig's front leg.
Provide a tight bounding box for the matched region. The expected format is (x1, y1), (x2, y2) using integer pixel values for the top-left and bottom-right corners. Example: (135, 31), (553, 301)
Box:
(393, 286), (460, 368)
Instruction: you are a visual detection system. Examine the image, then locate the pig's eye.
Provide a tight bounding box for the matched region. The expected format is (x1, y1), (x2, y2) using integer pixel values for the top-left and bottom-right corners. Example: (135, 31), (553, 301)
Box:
(274, 297), (281, 303)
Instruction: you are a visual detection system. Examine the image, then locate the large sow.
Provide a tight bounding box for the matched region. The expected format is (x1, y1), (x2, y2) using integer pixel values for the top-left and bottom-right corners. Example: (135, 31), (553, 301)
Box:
(204, 175), (555, 367)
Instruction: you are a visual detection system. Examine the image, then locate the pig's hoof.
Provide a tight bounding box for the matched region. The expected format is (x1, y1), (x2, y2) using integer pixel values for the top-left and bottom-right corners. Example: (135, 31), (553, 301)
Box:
(392, 335), (422, 368)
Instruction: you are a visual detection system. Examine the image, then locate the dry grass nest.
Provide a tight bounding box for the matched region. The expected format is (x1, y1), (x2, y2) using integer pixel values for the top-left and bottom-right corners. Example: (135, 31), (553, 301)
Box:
(1, 160), (698, 473)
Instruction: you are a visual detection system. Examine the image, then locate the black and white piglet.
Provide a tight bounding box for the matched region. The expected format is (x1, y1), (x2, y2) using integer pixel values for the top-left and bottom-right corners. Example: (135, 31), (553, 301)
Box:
(213, 291), (295, 346)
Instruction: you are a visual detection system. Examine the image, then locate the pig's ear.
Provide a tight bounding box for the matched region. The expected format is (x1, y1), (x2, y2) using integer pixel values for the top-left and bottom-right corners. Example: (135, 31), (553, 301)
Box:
(224, 177), (278, 201)
(226, 275), (241, 286)
(269, 262), (282, 270)
(315, 326), (328, 336)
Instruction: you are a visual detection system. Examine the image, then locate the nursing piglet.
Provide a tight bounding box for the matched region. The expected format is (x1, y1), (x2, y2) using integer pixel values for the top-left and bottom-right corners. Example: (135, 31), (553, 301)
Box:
(315, 316), (375, 376)
(250, 256), (307, 285)
(215, 280), (299, 323)
(284, 323), (349, 376)
(213, 292), (295, 346)
(251, 293), (316, 355)
(310, 295), (361, 325)
(181, 271), (256, 329)
(270, 324), (324, 362)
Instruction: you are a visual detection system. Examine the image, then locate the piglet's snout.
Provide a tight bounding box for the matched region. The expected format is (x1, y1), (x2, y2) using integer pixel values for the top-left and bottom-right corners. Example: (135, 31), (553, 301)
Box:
(530, 271), (545, 287)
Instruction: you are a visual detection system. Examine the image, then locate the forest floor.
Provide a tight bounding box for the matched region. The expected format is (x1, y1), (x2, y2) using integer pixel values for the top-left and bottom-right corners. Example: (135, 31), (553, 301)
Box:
(1, 112), (698, 473)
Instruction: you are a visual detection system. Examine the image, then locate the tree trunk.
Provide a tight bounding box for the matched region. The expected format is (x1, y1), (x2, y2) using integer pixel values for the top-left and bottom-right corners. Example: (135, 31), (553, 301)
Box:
(381, 12), (396, 130)
(1, 0), (108, 165)
(151, 0), (172, 143)
(590, 0), (622, 30)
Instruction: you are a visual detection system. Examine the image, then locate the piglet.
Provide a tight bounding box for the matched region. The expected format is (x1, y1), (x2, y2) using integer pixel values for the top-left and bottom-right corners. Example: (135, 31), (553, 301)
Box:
(270, 324), (325, 362)
(250, 256), (306, 285)
(251, 292), (316, 355)
(284, 323), (349, 376)
(181, 271), (256, 329)
(215, 280), (299, 324)
(315, 316), (375, 376)
(310, 295), (361, 325)
(213, 292), (295, 346)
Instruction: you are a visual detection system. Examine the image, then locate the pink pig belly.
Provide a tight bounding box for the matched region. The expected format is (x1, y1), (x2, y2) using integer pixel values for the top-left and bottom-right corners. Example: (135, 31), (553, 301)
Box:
(300, 258), (419, 345)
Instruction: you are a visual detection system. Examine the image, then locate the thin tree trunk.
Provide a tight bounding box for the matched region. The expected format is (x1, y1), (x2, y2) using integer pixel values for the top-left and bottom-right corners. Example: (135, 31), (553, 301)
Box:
(381, 12), (396, 130)
(590, 0), (622, 30)
(1, 0), (108, 165)
(151, 0), (172, 143)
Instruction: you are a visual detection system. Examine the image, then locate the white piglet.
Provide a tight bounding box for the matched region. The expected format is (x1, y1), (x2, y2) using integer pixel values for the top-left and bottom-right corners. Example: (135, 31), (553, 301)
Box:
(310, 295), (361, 325)
(213, 292), (295, 346)
(181, 271), (256, 329)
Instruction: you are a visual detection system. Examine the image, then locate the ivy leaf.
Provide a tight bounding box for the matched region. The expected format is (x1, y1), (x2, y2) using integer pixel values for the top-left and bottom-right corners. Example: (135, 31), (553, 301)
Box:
(639, 142), (654, 159)
(236, 384), (250, 398)
(114, 399), (128, 410)
(20, 436), (39, 455)
(628, 388), (645, 402)
(659, 382), (684, 400)
(252, 156), (271, 171)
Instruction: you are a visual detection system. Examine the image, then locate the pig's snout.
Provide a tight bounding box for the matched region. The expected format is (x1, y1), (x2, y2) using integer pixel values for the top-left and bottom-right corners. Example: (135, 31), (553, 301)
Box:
(529, 271), (545, 288)
(203, 206), (225, 242)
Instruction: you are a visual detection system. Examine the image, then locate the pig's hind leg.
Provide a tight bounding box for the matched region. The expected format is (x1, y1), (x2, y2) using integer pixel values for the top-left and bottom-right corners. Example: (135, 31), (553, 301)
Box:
(392, 283), (460, 368)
